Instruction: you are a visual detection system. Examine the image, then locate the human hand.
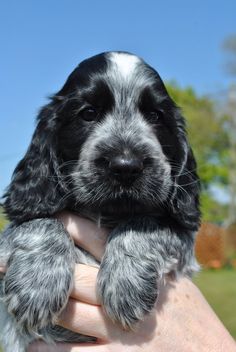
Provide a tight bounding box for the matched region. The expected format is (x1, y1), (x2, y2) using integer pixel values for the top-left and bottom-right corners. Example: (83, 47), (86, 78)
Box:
(27, 212), (236, 352)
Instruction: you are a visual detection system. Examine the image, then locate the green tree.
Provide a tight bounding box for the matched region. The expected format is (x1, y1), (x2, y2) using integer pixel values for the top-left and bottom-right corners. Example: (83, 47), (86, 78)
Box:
(0, 206), (8, 232)
(222, 34), (236, 225)
(166, 83), (229, 223)
(222, 34), (236, 77)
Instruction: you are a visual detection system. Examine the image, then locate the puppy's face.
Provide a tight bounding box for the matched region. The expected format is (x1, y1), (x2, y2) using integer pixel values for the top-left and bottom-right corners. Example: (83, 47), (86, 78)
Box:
(6, 51), (199, 226)
(56, 52), (187, 216)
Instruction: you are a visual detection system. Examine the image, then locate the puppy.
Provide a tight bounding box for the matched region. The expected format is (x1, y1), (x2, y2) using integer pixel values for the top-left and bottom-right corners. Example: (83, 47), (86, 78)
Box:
(0, 51), (200, 351)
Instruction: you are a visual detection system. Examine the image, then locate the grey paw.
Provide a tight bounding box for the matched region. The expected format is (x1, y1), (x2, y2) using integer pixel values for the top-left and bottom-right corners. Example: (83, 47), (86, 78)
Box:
(4, 249), (73, 333)
(4, 251), (73, 331)
(97, 256), (159, 329)
(3, 219), (75, 333)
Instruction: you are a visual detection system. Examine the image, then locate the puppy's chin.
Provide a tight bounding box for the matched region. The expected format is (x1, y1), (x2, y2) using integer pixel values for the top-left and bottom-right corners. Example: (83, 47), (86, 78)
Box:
(71, 175), (171, 222)
(79, 193), (166, 221)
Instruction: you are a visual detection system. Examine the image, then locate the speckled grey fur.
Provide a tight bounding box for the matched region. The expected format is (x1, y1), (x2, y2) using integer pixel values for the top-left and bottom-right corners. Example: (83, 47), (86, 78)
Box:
(0, 219), (97, 351)
(0, 51), (200, 351)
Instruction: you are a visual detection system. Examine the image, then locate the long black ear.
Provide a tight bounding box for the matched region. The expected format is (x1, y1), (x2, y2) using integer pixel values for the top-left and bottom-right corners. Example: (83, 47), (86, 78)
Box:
(4, 102), (67, 223)
(170, 143), (201, 231)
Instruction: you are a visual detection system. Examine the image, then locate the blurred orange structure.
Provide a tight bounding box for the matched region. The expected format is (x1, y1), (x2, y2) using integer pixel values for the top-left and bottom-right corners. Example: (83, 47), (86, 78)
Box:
(225, 223), (236, 252)
(195, 222), (225, 268)
(225, 222), (236, 268)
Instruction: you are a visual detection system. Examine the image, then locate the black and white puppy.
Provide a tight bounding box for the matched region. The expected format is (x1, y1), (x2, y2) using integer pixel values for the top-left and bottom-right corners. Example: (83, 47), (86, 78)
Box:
(0, 51), (200, 351)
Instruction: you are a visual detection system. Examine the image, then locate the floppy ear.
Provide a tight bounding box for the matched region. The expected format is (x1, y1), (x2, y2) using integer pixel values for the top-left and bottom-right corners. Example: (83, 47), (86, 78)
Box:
(4, 102), (67, 223)
(170, 142), (201, 231)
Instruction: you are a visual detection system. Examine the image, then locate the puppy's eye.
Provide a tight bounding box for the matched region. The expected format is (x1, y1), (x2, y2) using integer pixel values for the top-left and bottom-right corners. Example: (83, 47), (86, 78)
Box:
(149, 111), (159, 119)
(145, 110), (161, 122)
(80, 107), (98, 121)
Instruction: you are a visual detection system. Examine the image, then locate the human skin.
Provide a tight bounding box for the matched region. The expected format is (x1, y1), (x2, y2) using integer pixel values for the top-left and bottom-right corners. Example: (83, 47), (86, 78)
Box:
(6, 212), (236, 352)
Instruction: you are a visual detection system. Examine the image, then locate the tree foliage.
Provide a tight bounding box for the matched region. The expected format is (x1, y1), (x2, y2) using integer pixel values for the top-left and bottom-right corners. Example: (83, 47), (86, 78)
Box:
(166, 83), (229, 223)
(0, 206), (8, 232)
(222, 34), (236, 224)
(222, 34), (236, 76)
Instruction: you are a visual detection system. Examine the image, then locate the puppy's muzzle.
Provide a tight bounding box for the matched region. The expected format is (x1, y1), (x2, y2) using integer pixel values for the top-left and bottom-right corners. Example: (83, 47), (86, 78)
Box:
(109, 155), (143, 184)
(95, 153), (144, 185)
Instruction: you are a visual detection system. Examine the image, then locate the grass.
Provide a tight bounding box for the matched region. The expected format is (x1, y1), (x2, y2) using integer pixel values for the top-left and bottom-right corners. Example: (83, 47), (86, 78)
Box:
(193, 268), (236, 338)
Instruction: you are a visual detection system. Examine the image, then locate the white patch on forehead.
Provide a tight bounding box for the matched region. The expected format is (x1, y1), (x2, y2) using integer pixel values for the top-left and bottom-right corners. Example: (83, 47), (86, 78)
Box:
(109, 52), (140, 79)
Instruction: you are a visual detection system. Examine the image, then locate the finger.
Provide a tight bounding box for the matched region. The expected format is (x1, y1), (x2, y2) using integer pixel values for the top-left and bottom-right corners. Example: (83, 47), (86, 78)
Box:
(56, 211), (109, 261)
(28, 341), (108, 352)
(0, 265), (6, 273)
(71, 264), (99, 305)
(58, 298), (110, 341)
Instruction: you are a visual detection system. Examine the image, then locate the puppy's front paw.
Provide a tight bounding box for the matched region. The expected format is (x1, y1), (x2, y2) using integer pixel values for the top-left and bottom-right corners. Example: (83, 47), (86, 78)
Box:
(97, 257), (159, 329)
(4, 247), (73, 333)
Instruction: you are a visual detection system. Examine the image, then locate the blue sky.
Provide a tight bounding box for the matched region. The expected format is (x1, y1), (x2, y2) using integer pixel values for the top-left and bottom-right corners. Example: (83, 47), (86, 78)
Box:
(0, 0), (236, 198)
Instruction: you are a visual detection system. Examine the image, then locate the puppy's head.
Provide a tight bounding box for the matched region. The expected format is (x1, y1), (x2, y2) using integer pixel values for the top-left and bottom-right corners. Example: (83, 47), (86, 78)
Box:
(4, 52), (200, 229)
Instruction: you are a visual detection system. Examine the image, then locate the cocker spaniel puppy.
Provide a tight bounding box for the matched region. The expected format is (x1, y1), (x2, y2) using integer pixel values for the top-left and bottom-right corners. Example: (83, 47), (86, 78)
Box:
(0, 51), (200, 351)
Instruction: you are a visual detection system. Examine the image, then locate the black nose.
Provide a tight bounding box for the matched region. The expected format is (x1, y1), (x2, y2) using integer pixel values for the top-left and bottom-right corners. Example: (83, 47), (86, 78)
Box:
(109, 156), (143, 183)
